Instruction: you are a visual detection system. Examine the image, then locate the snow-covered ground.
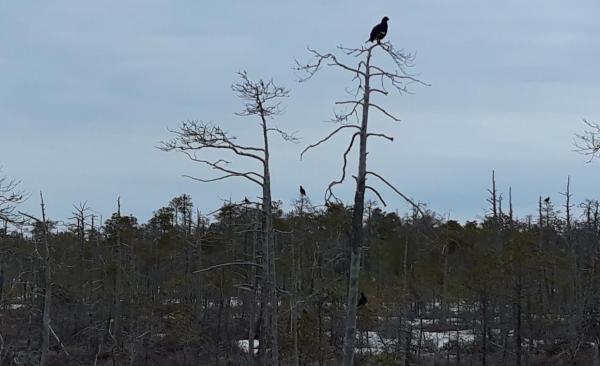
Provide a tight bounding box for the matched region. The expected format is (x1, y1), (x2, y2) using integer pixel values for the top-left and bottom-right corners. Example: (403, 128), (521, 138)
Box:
(237, 339), (259, 354)
(416, 330), (476, 349)
(237, 329), (477, 355)
(355, 331), (393, 354)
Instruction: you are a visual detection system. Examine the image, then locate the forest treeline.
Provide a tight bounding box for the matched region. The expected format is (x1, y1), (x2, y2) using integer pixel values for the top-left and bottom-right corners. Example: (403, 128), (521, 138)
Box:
(2, 183), (600, 365)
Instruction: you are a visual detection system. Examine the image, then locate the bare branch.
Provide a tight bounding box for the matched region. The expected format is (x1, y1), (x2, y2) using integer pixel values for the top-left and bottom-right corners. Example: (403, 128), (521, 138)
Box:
(0, 170), (26, 223)
(365, 185), (387, 207)
(325, 132), (360, 203)
(301, 125), (360, 159)
(160, 121), (266, 163)
(266, 126), (300, 143)
(49, 325), (71, 357)
(369, 88), (389, 96)
(369, 103), (401, 122)
(574, 119), (600, 162)
(232, 71), (290, 118)
(180, 152), (263, 186)
(294, 47), (366, 82)
(194, 261), (264, 274)
(367, 133), (394, 142)
(183, 173), (262, 186)
(366, 171), (424, 216)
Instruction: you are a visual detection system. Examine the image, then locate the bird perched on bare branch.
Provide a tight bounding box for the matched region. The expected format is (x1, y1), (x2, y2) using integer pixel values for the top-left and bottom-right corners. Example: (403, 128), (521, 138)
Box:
(367, 17), (389, 44)
(300, 185), (306, 196)
(544, 197), (550, 203)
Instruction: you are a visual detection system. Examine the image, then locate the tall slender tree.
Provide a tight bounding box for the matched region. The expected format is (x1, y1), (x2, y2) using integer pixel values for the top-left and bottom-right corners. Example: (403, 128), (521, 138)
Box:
(161, 72), (295, 365)
(296, 40), (426, 365)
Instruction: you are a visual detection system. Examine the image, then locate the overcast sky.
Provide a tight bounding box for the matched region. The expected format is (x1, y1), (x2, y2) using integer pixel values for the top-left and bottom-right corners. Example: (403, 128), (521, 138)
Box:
(1, 1), (599, 224)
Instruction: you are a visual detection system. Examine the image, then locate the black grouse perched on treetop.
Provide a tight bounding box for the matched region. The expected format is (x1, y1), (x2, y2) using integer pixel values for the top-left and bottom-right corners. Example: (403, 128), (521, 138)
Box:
(299, 185), (306, 196)
(368, 16), (389, 44)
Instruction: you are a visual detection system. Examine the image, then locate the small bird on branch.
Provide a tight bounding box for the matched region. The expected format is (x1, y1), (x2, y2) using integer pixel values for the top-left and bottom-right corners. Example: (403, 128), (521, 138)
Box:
(367, 16), (389, 44)
(300, 185), (306, 196)
(544, 197), (550, 203)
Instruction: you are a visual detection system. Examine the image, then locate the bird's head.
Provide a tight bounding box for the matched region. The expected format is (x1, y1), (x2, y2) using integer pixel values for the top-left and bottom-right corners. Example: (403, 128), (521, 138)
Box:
(382, 16), (389, 23)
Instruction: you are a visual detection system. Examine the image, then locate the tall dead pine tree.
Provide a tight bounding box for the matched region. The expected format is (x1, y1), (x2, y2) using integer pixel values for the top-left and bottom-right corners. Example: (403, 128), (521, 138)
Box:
(296, 41), (426, 365)
(19, 193), (53, 365)
(161, 72), (294, 365)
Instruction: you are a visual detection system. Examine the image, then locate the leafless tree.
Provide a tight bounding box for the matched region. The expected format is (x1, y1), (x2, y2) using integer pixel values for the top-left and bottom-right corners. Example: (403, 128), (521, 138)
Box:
(19, 193), (53, 365)
(0, 169), (25, 224)
(161, 71), (294, 365)
(574, 119), (600, 161)
(296, 41), (427, 365)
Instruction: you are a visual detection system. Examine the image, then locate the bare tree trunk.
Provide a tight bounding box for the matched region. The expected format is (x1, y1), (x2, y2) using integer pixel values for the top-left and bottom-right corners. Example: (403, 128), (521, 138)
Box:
(248, 223), (258, 366)
(290, 232), (300, 366)
(296, 42), (426, 366)
(260, 103), (279, 365)
(39, 192), (51, 366)
(402, 236), (411, 366)
(515, 266), (523, 366)
(341, 45), (373, 366)
(112, 198), (123, 348)
(481, 297), (487, 366)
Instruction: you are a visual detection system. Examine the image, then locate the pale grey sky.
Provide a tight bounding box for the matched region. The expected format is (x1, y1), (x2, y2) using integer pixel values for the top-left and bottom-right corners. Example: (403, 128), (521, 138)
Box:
(1, 1), (598, 223)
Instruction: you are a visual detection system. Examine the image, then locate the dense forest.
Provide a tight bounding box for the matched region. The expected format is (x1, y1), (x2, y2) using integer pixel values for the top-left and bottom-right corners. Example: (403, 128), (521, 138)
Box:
(2, 14), (600, 366)
(3, 180), (600, 365)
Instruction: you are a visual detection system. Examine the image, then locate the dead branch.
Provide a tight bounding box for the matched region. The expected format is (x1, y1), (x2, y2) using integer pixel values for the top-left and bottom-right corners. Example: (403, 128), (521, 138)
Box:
(574, 119), (600, 162)
(301, 125), (360, 159)
(333, 100), (364, 123)
(266, 126), (300, 143)
(325, 132), (360, 203)
(0, 170), (25, 223)
(365, 186), (387, 207)
(180, 152), (264, 186)
(369, 103), (401, 122)
(367, 133), (394, 142)
(366, 171), (424, 216)
(294, 47), (365, 82)
(194, 261), (264, 274)
(161, 121), (266, 162)
(233, 71), (289, 114)
(49, 325), (70, 357)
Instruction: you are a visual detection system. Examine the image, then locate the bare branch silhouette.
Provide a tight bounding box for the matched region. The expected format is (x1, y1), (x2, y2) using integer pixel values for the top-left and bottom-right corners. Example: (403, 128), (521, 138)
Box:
(301, 125), (360, 159)
(574, 119), (600, 162)
(366, 171), (424, 216)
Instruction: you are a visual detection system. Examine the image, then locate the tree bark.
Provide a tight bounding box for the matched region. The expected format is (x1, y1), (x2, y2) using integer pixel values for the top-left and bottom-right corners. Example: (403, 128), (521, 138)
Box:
(39, 193), (51, 366)
(342, 46), (372, 366)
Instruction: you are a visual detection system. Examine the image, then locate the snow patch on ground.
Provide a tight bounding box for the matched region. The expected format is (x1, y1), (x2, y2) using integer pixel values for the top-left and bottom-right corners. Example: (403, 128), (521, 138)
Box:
(238, 329), (477, 356)
(356, 331), (393, 354)
(417, 330), (476, 349)
(237, 339), (259, 354)
(357, 329), (477, 354)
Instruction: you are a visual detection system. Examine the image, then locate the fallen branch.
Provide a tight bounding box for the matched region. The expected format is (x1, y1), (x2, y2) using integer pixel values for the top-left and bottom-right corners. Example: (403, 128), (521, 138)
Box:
(194, 261), (264, 274)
